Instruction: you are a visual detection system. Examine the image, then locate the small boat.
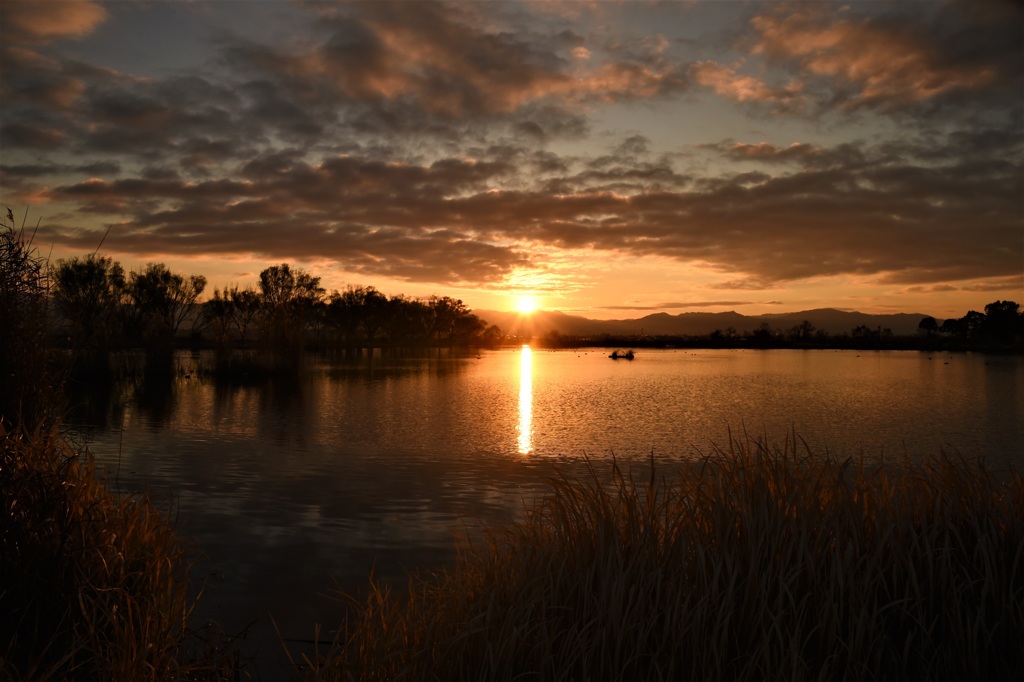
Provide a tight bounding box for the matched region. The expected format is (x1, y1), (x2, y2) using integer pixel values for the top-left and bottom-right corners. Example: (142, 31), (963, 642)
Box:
(609, 349), (635, 360)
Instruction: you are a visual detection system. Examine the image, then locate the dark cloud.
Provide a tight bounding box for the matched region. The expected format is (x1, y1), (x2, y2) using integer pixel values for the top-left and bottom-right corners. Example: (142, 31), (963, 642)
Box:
(1, 120), (66, 149)
(1, 1), (655, 176)
(1, 54), (85, 110)
(31, 124), (1020, 290)
(692, 1), (1022, 120)
(0, 161), (120, 178)
(216, 0), (683, 145)
(819, 3), (1016, 109)
(1, 1), (1019, 299)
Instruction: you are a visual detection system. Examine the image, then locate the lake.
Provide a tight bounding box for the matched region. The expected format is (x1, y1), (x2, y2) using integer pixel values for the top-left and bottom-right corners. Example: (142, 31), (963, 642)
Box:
(65, 347), (1023, 678)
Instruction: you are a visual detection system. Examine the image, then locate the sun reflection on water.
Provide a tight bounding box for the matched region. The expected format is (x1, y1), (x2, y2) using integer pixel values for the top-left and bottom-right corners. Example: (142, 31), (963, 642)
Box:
(517, 345), (533, 454)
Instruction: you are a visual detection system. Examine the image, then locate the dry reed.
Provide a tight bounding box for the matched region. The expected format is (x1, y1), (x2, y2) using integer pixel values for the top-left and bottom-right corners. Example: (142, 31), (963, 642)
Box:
(311, 435), (1024, 681)
(0, 423), (239, 681)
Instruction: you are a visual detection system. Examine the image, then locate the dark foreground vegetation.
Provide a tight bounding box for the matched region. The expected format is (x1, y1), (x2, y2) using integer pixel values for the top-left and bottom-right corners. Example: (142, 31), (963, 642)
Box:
(311, 438), (1024, 681)
(3, 215), (1024, 680)
(2, 211), (243, 679)
(0, 424), (249, 681)
(3, 428), (1022, 682)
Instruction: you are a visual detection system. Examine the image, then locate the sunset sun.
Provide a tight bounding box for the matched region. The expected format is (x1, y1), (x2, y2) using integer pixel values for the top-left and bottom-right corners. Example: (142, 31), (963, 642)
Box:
(514, 295), (540, 314)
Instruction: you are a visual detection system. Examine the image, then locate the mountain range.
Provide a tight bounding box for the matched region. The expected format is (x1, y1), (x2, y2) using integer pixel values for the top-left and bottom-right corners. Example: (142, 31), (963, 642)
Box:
(473, 308), (933, 339)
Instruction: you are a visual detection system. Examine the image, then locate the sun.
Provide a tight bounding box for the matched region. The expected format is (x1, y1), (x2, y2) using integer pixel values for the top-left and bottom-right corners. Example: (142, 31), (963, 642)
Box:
(514, 295), (539, 314)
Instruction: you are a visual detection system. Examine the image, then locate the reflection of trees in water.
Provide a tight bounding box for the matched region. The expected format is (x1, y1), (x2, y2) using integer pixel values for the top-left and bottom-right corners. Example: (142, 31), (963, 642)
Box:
(63, 375), (125, 435)
(257, 378), (313, 447)
(66, 350), (479, 453)
(325, 347), (473, 383)
(64, 352), (189, 433)
(133, 373), (176, 429)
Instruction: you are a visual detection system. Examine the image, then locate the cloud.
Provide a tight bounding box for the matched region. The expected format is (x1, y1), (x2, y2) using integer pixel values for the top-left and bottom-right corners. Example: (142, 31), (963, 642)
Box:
(747, 3), (1019, 111)
(29, 124), (1020, 292)
(223, 1), (687, 125)
(0, 121), (66, 149)
(1, 160), (120, 178)
(703, 140), (827, 165)
(0, 47), (87, 109)
(2, 1), (1019, 300)
(690, 60), (804, 111)
(707, 278), (776, 292)
(0, 0), (107, 45)
(2, 1), (684, 180)
(960, 275), (1024, 293)
(904, 284), (959, 294)
(600, 301), (764, 310)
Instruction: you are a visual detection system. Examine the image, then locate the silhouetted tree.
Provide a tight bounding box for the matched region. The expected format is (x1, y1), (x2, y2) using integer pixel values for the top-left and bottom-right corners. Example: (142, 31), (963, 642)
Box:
(327, 287), (362, 349)
(351, 286), (389, 347)
(749, 322), (775, 346)
(481, 324), (504, 348)
(383, 295), (430, 348)
(962, 310), (986, 340)
(257, 263), (324, 369)
(939, 317), (962, 336)
(309, 297), (329, 349)
(229, 286), (261, 346)
(918, 316), (938, 337)
(452, 312), (486, 345)
(203, 288), (235, 356)
(202, 284), (263, 373)
(429, 296), (471, 343)
(790, 320), (815, 343)
(982, 300), (1021, 345)
(127, 263), (206, 366)
(53, 254), (126, 373)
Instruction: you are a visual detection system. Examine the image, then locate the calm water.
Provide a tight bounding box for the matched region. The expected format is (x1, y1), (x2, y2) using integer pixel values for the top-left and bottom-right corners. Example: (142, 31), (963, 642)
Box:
(66, 347), (1023, 677)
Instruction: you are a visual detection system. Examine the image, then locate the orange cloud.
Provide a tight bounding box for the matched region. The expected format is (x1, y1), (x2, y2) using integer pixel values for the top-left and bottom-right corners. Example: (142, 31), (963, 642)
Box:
(691, 60), (803, 110)
(728, 142), (821, 162)
(268, 6), (685, 119)
(1, 0), (107, 44)
(750, 10), (996, 105)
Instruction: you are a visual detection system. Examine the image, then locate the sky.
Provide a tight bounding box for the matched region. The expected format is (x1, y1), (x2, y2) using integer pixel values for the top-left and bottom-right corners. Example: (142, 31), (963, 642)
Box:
(1, 0), (1021, 320)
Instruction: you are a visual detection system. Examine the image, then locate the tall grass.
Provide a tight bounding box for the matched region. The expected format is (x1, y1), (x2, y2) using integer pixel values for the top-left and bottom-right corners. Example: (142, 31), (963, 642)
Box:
(0, 423), (241, 681)
(1, 212), (61, 430)
(313, 436), (1024, 681)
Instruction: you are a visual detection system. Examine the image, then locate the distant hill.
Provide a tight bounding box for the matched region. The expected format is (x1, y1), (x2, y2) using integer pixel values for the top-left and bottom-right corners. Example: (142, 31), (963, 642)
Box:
(473, 308), (933, 338)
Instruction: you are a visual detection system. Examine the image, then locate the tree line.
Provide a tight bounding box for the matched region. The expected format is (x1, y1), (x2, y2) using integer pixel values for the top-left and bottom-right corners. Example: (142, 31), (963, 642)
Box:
(41, 254), (1024, 367)
(715, 302), (1023, 350)
(47, 254), (501, 376)
(918, 301), (1023, 347)
(535, 302), (1023, 352)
